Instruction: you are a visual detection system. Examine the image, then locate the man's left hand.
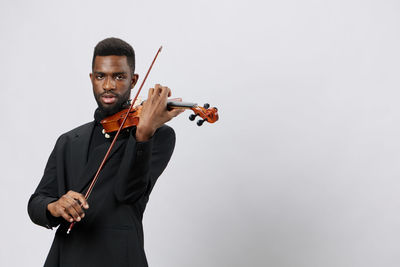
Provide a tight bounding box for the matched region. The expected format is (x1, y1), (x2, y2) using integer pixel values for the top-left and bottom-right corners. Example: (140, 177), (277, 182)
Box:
(136, 84), (183, 141)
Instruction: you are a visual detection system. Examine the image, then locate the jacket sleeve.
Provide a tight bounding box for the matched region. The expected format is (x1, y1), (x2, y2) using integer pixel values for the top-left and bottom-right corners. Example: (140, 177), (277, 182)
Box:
(114, 125), (176, 203)
(27, 139), (63, 229)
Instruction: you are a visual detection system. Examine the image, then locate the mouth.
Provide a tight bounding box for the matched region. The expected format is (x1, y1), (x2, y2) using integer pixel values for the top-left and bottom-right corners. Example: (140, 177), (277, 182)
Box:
(101, 94), (117, 105)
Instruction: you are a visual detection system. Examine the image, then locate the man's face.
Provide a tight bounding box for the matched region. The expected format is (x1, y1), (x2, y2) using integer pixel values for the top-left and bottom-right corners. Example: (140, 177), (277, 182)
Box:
(90, 55), (138, 115)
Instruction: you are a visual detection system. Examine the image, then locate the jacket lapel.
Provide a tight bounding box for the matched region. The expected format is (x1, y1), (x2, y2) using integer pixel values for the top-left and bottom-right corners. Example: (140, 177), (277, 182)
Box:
(72, 135), (126, 193)
(68, 121), (94, 190)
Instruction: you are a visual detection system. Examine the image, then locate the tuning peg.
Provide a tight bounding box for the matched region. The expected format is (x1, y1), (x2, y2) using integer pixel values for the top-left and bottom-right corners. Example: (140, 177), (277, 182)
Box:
(189, 114), (198, 121)
(197, 119), (207, 126)
(203, 103), (210, 109)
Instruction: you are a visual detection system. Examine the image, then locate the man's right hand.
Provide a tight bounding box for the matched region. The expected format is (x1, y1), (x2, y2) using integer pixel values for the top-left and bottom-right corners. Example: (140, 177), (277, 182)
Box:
(47, 190), (89, 223)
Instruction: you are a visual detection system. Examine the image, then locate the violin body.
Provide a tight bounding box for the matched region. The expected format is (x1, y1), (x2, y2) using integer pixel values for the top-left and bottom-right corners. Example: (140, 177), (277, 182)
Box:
(101, 107), (142, 133)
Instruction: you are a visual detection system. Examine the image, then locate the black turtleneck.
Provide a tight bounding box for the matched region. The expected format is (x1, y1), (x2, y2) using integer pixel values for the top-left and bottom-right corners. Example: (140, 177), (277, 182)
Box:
(88, 108), (111, 159)
(88, 107), (136, 161)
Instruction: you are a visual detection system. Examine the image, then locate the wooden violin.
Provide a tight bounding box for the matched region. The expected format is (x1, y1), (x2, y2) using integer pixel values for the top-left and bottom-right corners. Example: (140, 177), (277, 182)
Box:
(100, 101), (219, 133)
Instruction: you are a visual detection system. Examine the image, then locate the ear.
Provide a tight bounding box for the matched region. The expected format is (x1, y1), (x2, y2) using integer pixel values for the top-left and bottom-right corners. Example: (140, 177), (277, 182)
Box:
(130, 74), (139, 89)
(89, 72), (93, 81)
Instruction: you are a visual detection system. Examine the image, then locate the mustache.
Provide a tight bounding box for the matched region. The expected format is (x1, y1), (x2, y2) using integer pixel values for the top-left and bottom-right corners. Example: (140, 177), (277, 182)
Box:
(100, 91), (118, 97)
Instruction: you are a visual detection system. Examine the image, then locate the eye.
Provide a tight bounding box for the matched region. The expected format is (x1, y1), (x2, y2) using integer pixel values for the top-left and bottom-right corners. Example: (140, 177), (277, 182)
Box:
(95, 74), (104, 80)
(115, 74), (125, 80)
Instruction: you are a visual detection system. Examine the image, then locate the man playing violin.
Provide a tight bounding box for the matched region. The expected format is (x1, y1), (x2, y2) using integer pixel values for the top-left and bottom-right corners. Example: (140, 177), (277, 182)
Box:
(28, 37), (182, 267)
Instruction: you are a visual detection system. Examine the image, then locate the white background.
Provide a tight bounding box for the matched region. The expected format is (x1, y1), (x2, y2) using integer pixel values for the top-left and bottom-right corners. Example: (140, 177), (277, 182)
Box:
(1, 0), (400, 266)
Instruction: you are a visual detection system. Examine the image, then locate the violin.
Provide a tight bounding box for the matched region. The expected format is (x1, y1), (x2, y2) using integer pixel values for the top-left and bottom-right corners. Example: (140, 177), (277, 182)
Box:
(101, 101), (219, 134)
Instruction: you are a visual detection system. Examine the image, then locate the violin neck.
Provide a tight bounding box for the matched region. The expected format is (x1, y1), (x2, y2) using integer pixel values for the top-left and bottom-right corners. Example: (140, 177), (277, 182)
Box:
(167, 101), (197, 110)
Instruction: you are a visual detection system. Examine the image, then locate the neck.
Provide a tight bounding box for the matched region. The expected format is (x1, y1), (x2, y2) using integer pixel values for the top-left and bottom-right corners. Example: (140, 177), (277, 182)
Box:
(166, 101), (197, 110)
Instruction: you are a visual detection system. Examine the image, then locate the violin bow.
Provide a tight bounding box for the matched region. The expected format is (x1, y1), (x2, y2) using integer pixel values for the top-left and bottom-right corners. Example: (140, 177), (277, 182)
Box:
(67, 46), (163, 234)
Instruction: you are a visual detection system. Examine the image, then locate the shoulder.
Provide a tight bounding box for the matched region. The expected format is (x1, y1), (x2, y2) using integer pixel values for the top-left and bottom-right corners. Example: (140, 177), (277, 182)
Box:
(64, 121), (94, 137)
(56, 121), (94, 144)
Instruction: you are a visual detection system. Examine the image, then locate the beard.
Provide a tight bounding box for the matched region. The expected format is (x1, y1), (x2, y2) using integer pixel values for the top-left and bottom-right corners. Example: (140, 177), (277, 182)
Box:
(94, 90), (131, 116)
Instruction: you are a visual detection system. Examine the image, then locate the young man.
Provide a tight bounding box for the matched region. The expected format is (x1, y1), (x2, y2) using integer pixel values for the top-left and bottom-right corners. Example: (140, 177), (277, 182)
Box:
(28, 37), (182, 267)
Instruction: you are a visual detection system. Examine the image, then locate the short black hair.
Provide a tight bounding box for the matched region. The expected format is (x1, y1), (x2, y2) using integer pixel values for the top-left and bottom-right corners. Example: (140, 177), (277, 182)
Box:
(92, 37), (135, 73)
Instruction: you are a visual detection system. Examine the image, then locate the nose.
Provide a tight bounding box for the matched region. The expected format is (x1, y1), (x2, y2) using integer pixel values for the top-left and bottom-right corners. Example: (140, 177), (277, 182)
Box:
(103, 76), (116, 91)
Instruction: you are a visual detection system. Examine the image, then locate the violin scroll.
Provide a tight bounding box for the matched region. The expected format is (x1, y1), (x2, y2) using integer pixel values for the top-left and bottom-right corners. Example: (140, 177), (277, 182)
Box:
(165, 100), (219, 126)
(189, 103), (219, 127)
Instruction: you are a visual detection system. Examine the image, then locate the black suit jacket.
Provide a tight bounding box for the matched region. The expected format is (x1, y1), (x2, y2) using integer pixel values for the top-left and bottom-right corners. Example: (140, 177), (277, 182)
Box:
(28, 121), (175, 267)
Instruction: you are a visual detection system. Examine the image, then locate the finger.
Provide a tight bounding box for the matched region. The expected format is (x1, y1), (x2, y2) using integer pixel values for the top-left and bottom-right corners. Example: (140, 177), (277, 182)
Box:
(153, 84), (160, 94)
(159, 87), (170, 101)
(67, 191), (89, 209)
(147, 87), (154, 99)
(155, 84), (163, 97)
(149, 86), (160, 104)
(168, 97), (182, 102)
(151, 86), (167, 108)
(57, 206), (74, 223)
(168, 108), (185, 118)
(67, 196), (86, 218)
(64, 196), (83, 221)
